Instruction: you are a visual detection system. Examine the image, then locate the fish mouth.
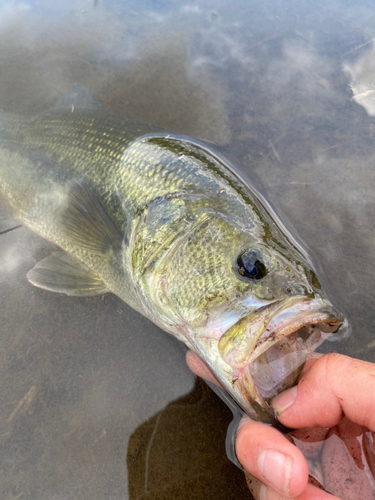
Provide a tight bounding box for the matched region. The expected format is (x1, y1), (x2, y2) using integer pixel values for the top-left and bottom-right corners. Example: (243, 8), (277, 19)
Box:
(218, 297), (345, 423)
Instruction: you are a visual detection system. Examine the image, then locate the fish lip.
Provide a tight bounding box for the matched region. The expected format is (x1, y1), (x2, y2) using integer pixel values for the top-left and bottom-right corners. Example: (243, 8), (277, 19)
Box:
(248, 297), (344, 364)
(233, 296), (344, 421)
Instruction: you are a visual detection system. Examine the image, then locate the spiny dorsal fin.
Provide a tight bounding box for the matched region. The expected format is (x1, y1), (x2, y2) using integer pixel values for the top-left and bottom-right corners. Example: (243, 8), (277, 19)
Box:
(57, 180), (123, 256)
(51, 83), (103, 111)
(27, 251), (109, 296)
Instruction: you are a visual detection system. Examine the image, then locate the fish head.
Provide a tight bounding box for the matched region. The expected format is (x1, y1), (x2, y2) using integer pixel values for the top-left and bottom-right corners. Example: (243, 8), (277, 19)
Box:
(133, 196), (345, 424)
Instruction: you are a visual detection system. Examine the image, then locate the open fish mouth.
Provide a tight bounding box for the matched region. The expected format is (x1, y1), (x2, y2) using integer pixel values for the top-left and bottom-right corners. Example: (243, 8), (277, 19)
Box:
(218, 297), (345, 423)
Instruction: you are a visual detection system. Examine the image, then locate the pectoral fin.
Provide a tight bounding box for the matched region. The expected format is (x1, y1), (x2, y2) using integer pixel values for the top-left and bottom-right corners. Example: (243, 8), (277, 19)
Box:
(27, 251), (109, 296)
(58, 180), (122, 257)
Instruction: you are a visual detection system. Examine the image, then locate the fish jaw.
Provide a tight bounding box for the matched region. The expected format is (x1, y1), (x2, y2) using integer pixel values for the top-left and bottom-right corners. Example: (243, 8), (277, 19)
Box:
(184, 296), (344, 424)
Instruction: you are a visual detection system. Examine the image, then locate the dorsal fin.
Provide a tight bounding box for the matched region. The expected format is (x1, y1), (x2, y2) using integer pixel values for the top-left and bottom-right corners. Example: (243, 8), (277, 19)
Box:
(51, 83), (103, 111)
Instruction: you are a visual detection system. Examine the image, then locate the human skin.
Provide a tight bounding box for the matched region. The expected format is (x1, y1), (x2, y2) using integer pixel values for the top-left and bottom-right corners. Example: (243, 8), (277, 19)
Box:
(186, 351), (375, 500)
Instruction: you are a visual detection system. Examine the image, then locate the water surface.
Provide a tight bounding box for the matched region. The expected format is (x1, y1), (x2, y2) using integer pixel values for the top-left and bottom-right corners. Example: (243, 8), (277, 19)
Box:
(1, 0), (375, 498)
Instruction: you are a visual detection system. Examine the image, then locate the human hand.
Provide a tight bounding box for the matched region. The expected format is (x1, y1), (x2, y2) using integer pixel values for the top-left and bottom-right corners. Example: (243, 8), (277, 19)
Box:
(186, 351), (375, 500)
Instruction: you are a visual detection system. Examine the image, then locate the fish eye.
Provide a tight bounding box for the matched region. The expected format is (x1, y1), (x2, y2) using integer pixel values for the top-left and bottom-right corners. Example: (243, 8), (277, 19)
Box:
(237, 248), (268, 280)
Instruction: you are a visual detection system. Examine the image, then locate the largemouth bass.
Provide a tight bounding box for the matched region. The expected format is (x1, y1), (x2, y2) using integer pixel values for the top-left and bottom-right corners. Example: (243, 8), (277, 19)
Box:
(0, 84), (344, 425)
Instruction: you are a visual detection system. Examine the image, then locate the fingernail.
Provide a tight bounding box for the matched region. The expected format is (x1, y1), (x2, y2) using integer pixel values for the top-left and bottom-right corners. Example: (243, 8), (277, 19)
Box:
(257, 450), (292, 496)
(272, 385), (298, 414)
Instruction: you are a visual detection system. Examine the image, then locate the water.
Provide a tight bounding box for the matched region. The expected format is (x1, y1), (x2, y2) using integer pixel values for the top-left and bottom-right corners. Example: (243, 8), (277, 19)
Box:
(0, 0), (375, 498)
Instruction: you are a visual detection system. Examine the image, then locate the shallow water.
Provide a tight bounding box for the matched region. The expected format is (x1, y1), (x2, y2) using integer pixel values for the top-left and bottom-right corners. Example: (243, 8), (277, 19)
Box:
(1, 0), (375, 498)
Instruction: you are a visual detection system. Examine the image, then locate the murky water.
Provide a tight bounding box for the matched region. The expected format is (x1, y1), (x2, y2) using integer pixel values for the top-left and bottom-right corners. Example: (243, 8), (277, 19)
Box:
(1, 0), (375, 498)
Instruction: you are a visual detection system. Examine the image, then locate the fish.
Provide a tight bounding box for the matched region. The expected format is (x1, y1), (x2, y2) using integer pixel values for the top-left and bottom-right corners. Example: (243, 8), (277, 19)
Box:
(0, 84), (345, 426)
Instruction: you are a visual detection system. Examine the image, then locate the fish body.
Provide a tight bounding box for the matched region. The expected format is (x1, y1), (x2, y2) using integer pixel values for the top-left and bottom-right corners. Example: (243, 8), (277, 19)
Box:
(0, 85), (344, 424)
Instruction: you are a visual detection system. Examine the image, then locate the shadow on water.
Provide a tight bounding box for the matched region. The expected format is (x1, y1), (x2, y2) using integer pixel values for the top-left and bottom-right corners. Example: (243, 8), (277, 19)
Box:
(127, 378), (250, 500)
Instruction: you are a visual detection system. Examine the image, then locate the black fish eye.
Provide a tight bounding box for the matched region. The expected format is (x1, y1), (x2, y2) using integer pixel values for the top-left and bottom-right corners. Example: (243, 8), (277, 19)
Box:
(237, 249), (268, 280)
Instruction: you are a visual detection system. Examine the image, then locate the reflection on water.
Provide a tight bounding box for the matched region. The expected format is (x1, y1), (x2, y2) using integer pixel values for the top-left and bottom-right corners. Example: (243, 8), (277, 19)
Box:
(1, 0), (375, 499)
